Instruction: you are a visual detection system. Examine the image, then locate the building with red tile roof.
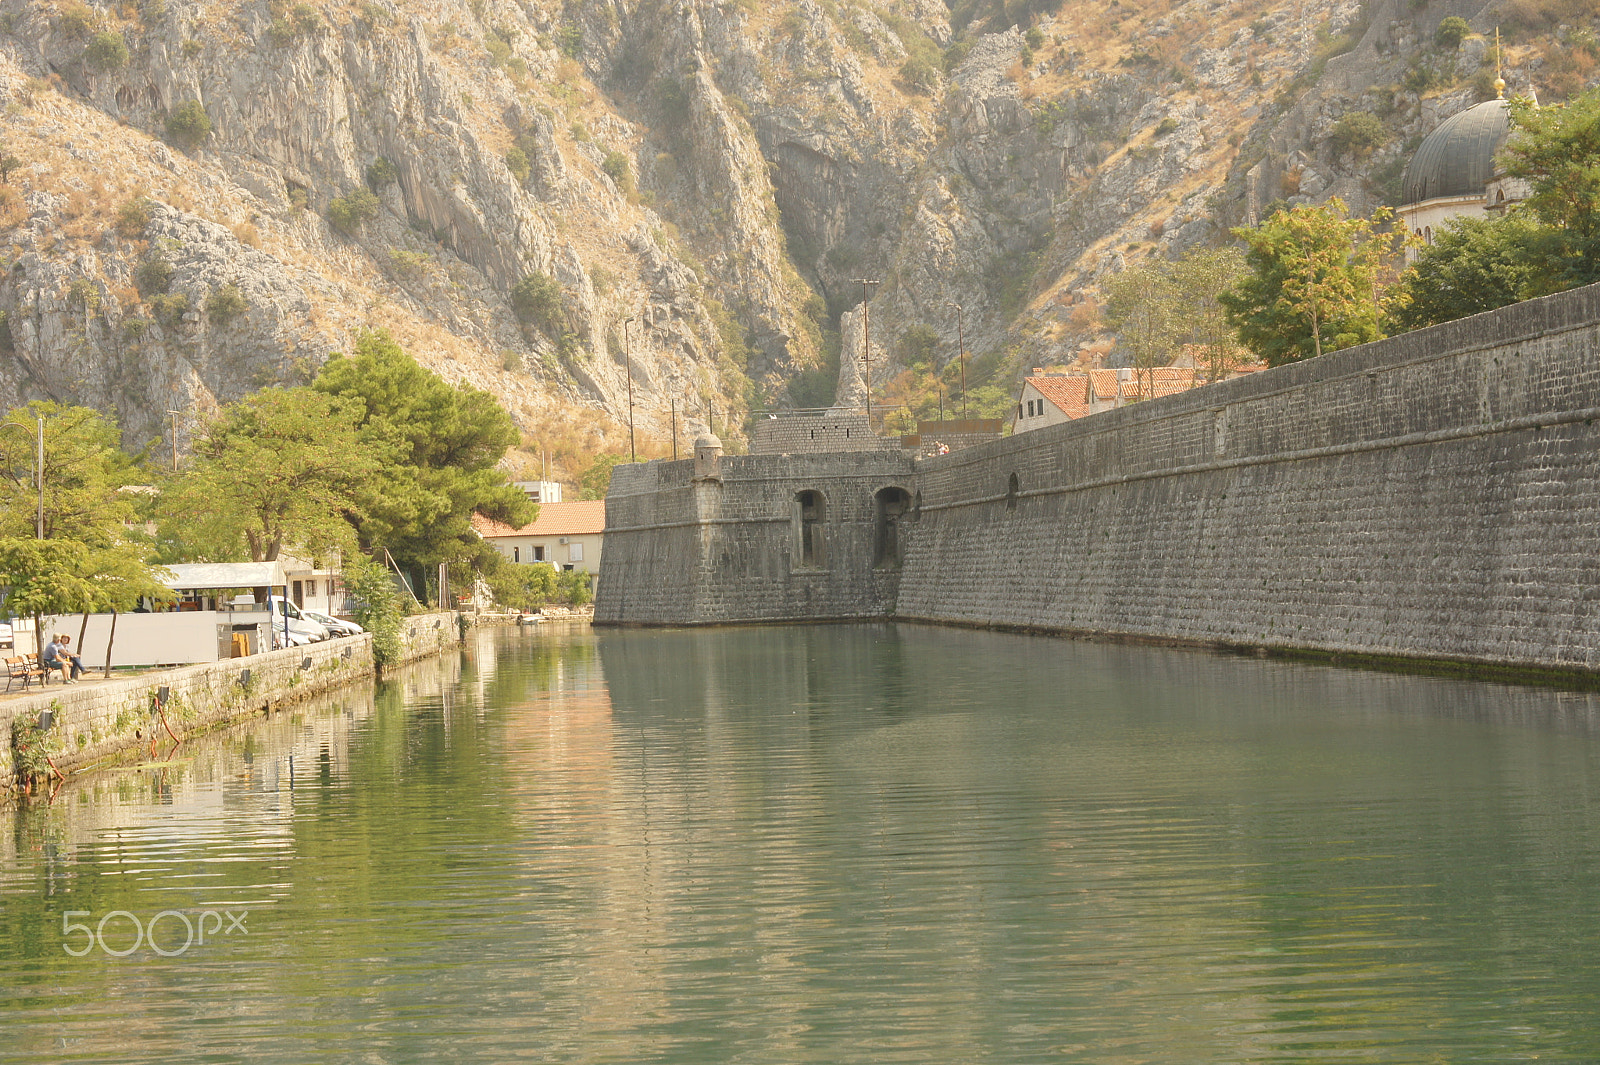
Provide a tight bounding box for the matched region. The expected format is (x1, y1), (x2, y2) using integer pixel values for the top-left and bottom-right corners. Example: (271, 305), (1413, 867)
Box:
(472, 500), (606, 576)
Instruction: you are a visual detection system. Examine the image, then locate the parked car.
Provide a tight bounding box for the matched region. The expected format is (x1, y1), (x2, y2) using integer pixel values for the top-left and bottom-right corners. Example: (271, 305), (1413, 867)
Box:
(270, 626), (314, 650)
(300, 608), (364, 637)
(264, 596), (331, 643)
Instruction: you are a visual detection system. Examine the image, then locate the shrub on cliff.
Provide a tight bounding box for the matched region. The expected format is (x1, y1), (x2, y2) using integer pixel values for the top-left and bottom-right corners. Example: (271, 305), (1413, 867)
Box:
(165, 100), (211, 150)
(204, 283), (248, 326)
(135, 256), (172, 295)
(327, 188), (381, 235)
(510, 272), (563, 336)
(1435, 16), (1471, 49)
(1328, 111), (1386, 157)
(84, 30), (129, 71)
(365, 156), (398, 192)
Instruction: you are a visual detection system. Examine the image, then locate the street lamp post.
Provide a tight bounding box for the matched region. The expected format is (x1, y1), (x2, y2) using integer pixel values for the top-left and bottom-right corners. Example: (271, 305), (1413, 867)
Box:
(0, 414), (44, 538)
(947, 302), (967, 421)
(853, 278), (880, 430)
(623, 317), (637, 463)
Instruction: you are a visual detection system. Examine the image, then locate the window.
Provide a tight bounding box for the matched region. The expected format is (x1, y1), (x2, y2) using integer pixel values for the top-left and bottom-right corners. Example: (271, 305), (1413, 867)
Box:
(569, 542), (584, 563)
(793, 490), (826, 568)
(533, 545), (545, 562)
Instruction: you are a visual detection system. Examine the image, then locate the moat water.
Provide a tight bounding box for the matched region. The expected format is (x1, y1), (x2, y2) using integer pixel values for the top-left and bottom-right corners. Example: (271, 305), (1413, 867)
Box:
(3, 623), (1600, 1063)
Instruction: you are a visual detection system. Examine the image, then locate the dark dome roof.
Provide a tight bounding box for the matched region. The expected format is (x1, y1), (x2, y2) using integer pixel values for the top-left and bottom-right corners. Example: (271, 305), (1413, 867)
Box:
(1401, 99), (1511, 205)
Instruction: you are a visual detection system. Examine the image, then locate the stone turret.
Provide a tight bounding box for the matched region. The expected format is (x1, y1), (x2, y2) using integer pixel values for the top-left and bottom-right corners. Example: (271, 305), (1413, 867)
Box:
(694, 432), (723, 482)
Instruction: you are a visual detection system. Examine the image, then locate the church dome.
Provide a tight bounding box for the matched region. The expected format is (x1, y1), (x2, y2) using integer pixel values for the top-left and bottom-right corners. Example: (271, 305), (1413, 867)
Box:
(1401, 98), (1512, 205)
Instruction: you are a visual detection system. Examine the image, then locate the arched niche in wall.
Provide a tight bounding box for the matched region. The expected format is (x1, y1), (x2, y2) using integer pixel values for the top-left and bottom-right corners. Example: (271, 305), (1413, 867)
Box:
(793, 489), (827, 569)
(1006, 472), (1019, 510)
(874, 486), (914, 568)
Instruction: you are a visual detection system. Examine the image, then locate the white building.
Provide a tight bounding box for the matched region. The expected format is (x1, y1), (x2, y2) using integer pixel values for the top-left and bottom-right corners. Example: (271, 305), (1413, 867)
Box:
(473, 500), (606, 575)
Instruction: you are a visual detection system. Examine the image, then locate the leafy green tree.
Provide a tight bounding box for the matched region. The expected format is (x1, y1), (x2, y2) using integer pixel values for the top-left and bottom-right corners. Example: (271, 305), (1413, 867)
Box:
(311, 330), (531, 588)
(328, 187), (381, 235)
(578, 453), (625, 500)
(84, 30), (128, 71)
(557, 568), (592, 606)
(165, 100), (211, 150)
(1435, 16), (1471, 49)
(1385, 213), (1543, 331)
(483, 554), (557, 612)
(365, 156), (398, 191)
(1328, 111), (1387, 157)
(0, 402), (142, 542)
(341, 553), (403, 666)
(1169, 246), (1249, 380)
(0, 537), (96, 656)
(1104, 262), (1178, 396)
(1502, 91), (1600, 292)
(166, 387), (379, 562)
(511, 272), (564, 335)
(204, 282), (248, 325)
(1220, 198), (1406, 366)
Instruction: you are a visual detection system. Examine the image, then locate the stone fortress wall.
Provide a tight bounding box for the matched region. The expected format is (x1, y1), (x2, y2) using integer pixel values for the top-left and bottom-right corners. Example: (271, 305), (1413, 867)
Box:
(598, 282), (1600, 678)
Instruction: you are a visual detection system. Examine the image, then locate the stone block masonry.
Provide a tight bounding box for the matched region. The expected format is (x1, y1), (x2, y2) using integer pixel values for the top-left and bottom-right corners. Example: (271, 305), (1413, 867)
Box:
(599, 451), (915, 625)
(598, 281), (1600, 680)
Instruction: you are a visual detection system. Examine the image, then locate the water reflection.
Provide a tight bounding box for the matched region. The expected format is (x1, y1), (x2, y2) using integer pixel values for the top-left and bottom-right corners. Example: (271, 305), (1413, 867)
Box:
(2, 623), (1599, 1063)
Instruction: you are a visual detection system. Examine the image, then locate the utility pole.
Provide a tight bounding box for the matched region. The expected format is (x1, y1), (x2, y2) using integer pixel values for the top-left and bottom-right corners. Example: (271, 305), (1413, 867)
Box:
(853, 278), (880, 430)
(623, 316), (637, 462)
(947, 301), (967, 421)
(671, 397), (678, 461)
(167, 409), (181, 473)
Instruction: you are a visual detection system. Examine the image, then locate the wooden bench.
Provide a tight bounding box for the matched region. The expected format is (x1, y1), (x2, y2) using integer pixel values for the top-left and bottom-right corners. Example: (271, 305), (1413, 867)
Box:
(5, 655), (46, 692)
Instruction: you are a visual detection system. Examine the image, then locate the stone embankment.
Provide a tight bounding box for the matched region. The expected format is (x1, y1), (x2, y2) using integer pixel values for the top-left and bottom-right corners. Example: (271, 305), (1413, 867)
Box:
(599, 281), (1600, 684)
(1, 613), (462, 806)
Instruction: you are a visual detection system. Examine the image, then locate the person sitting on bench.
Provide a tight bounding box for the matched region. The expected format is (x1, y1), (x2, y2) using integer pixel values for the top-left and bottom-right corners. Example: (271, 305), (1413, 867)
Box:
(42, 634), (84, 683)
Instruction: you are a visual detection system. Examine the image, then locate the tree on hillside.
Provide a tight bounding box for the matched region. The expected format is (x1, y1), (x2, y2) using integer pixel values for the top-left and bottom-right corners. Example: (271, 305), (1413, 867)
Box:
(167, 387), (379, 562)
(311, 330), (531, 588)
(1220, 199), (1408, 366)
(1501, 90), (1600, 292)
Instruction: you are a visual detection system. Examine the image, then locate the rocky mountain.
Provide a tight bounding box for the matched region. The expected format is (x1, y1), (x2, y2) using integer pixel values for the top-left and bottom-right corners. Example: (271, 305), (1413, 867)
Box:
(0, 0), (1589, 475)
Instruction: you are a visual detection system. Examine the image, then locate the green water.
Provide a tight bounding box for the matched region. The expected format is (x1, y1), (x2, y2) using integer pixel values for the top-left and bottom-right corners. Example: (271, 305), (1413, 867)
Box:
(4, 623), (1600, 1063)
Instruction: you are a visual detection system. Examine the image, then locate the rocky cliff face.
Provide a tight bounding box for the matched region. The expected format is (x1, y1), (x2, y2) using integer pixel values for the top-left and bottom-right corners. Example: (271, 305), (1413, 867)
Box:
(0, 0), (1586, 472)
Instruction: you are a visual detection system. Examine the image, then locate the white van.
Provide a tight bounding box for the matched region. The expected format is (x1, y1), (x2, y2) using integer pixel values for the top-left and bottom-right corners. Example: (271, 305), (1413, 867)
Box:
(265, 596), (331, 643)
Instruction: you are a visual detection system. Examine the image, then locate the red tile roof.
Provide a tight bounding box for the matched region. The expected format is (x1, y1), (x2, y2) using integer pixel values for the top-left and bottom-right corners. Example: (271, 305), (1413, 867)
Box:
(1028, 375), (1093, 419)
(472, 500), (606, 538)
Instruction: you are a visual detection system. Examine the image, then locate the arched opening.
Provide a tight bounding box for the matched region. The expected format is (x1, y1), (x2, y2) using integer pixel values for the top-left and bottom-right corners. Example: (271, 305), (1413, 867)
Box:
(874, 486), (913, 568)
(793, 490), (826, 568)
(1006, 472), (1019, 510)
